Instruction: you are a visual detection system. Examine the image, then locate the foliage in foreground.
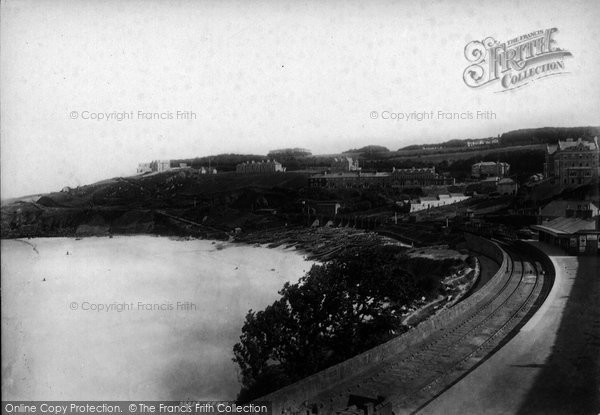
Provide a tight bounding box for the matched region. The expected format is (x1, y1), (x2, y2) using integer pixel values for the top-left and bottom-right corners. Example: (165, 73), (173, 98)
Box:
(233, 244), (463, 401)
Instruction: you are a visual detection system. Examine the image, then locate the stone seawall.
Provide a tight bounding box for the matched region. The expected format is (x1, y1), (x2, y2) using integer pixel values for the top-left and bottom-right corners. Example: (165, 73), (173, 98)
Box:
(261, 234), (508, 413)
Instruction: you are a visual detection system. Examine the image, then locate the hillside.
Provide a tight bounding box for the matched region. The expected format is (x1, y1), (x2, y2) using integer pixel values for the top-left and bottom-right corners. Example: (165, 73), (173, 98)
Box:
(4, 125), (597, 241)
(499, 126), (600, 146)
(160, 126), (598, 175)
(398, 126), (599, 151)
(1, 171), (310, 239)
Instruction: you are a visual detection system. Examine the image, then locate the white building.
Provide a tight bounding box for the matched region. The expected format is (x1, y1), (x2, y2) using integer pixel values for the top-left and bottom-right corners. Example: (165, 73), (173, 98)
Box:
(156, 160), (171, 172)
(137, 160), (172, 173)
(466, 137), (500, 147)
(137, 163), (152, 174)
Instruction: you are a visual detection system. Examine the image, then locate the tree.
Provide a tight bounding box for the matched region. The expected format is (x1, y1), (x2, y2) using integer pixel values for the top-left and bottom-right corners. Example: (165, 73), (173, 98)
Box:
(233, 245), (421, 401)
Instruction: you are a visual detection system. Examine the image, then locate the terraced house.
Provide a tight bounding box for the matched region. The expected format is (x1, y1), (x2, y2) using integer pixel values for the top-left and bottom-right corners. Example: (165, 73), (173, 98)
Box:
(309, 167), (448, 189)
(236, 159), (285, 173)
(544, 137), (600, 187)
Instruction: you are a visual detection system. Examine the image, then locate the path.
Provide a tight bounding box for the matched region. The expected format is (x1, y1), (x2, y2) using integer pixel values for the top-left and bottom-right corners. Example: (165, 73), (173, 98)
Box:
(420, 242), (600, 415)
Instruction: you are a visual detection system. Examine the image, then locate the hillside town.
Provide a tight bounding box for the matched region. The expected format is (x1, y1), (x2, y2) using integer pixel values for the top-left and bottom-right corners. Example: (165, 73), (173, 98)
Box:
(5, 132), (599, 256)
(124, 135), (599, 256)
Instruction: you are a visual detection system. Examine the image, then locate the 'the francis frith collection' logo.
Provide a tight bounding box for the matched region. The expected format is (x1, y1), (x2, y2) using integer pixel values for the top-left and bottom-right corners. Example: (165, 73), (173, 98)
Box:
(463, 28), (572, 92)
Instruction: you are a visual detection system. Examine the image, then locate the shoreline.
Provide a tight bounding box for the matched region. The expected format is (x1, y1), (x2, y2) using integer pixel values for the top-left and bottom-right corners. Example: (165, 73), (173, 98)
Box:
(1, 235), (314, 401)
(3, 234), (316, 264)
(3, 225), (402, 262)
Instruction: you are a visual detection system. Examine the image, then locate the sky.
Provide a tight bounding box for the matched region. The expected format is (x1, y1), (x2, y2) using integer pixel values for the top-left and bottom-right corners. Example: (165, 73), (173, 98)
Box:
(1, 0), (599, 198)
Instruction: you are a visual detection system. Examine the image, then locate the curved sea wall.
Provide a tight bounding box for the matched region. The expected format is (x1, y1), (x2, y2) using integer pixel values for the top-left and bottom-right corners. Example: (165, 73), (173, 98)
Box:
(261, 234), (508, 413)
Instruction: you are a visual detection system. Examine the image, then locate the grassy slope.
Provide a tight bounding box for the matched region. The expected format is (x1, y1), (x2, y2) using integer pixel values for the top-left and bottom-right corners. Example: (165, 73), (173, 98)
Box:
(387, 144), (546, 163)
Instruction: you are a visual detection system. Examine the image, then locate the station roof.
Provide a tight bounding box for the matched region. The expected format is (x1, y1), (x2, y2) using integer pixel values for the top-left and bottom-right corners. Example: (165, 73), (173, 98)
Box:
(531, 216), (597, 236)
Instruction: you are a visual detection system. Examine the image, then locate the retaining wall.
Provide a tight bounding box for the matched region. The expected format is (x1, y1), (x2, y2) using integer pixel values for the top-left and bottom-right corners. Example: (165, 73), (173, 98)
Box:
(464, 232), (504, 264)
(260, 234), (508, 414)
(513, 240), (556, 281)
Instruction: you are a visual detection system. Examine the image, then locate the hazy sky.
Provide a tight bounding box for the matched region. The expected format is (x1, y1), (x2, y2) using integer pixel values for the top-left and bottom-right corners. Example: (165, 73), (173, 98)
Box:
(1, 0), (599, 198)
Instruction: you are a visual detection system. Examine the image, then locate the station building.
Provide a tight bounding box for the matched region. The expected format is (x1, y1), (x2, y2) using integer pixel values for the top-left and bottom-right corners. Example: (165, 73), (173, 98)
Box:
(532, 216), (600, 255)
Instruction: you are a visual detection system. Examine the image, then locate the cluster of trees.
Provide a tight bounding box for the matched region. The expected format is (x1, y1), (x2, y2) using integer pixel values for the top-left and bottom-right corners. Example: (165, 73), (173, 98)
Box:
(267, 148), (312, 158)
(398, 138), (494, 151)
(233, 245), (464, 401)
(499, 126), (600, 147)
(343, 145), (390, 155)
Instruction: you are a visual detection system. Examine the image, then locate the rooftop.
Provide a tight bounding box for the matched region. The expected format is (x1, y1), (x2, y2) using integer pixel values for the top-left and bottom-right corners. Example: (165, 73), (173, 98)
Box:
(547, 137), (599, 154)
(532, 216), (597, 236)
(473, 161), (508, 166)
(311, 172), (390, 178)
(238, 159), (281, 165)
(392, 167), (436, 173)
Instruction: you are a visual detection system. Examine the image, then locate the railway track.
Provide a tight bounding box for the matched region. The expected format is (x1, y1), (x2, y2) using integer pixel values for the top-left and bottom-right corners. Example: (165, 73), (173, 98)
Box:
(299, 241), (553, 415)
